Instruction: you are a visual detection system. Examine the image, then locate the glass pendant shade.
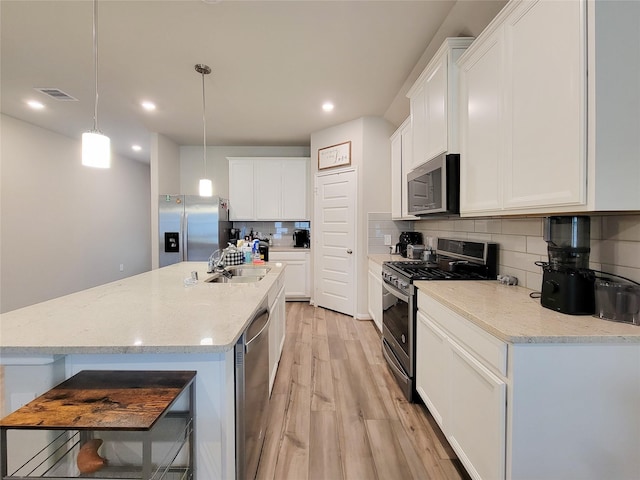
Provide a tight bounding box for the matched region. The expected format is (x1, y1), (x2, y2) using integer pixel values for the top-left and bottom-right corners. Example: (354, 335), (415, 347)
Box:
(199, 178), (213, 197)
(82, 131), (111, 168)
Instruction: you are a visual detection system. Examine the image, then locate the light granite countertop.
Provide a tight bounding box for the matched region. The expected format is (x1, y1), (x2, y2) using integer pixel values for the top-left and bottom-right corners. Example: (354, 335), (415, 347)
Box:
(0, 262), (285, 355)
(415, 281), (640, 344)
(270, 246), (311, 253)
(368, 253), (409, 265)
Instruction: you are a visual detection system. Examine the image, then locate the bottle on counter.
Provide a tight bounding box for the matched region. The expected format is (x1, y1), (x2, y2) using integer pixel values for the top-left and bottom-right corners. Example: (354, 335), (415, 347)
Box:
(268, 233), (273, 246)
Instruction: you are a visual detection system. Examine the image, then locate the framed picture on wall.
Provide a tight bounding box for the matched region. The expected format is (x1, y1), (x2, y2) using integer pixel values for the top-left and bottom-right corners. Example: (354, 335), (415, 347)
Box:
(318, 141), (351, 170)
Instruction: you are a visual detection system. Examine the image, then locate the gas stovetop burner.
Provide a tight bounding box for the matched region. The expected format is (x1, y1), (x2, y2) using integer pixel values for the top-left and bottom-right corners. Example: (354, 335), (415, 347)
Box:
(382, 239), (498, 283)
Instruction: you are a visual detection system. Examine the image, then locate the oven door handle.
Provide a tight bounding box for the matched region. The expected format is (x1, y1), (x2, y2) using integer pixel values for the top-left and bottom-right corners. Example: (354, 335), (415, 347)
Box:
(382, 281), (409, 303)
(383, 341), (410, 382)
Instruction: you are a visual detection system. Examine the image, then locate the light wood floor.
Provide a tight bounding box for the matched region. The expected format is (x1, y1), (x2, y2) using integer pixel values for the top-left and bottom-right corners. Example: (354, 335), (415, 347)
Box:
(256, 302), (470, 480)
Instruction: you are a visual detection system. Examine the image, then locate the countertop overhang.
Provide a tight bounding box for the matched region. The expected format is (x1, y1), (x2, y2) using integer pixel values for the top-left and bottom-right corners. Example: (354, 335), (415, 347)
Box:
(0, 262), (285, 355)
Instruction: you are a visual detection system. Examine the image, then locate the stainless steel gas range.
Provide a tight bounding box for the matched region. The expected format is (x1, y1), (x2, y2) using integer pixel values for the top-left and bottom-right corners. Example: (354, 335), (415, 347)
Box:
(381, 238), (498, 402)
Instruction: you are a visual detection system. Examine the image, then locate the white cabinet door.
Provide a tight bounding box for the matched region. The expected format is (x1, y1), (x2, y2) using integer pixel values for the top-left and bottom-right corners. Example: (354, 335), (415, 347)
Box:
(503, 0), (585, 210)
(448, 339), (506, 480)
(228, 159), (255, 220)
(409, 80), (427, 170)
(270, 251), (310, 300)
(459, 32), (503, 214)
(283, 260), (308, 298)
(415, 311), (449, 429)
(459, 0), (587, 216)
(424, 54), (448, 161)
(390, 129), (402, 219)
(281, 159), (308, 220)
(268, 283), (286, 394)
(367, 260), (382, 332)
(400, 121), (416, 219)
(256, 160), (282, 220)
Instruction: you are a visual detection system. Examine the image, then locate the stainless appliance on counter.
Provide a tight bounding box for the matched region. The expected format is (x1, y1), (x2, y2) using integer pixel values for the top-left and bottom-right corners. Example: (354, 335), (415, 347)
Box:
(540, 216), (595, 315)
(395, 231), (423, 258)
(293, 229), (310, 248)
(235, 299), (271, 480)
(158, 195), (232, 267)
(407, 153), (460, 216)
(382, 238), (497, 402)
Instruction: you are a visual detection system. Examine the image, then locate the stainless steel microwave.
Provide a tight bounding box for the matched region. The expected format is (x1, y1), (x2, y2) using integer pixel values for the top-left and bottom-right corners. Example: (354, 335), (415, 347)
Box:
(407, 154), (460, 215)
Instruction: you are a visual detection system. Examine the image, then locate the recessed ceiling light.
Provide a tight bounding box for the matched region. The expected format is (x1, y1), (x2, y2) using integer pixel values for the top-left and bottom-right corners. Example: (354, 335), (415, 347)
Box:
(322, 102), (334, 112)
(132, 145), (142, 152)
(27, 100), (45, 110)
(141, 101), (156, 111)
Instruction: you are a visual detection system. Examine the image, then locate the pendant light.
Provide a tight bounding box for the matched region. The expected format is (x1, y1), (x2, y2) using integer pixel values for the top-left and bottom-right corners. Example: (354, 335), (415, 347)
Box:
(82, 0), (110, 168)
(195, 64), (213, 197)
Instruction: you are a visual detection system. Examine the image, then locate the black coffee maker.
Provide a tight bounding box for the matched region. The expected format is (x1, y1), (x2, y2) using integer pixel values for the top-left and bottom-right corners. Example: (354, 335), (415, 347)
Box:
(396, 231), (423, 258)
(293, 229), (310, 248)
(541, 216), (595, 315)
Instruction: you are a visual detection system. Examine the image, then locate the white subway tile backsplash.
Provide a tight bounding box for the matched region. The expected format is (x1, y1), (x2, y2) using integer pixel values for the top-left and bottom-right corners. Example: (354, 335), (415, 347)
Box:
(601, 215), (640, 241)
(491, 234), (527, 253)
(500, 250), (543, 273)
(526, 236), (547, 256)
(501, 218), (543, 236)
(454, 219), (476, 232)
(474, 219), (502, 234)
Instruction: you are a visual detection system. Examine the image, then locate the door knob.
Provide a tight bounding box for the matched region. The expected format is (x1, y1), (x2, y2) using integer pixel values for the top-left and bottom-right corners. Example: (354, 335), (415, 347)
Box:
(347, 249), (353, 254)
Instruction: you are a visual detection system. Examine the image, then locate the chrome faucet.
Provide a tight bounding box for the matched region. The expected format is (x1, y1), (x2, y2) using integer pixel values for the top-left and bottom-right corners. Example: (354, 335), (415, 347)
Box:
(208, 249), (227, 273)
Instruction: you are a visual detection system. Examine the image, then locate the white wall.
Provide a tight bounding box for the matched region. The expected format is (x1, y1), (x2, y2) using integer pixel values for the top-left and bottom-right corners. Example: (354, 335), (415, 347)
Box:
(0, 114), (151, 313)
(179, 145), (310, 198)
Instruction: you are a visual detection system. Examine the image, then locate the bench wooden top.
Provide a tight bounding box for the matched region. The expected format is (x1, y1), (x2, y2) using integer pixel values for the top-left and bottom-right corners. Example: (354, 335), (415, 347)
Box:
(0, 370), (196, 431)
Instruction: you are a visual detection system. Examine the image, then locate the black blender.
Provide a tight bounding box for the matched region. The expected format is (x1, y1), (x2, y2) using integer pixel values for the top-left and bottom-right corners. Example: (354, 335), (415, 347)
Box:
(541, 216), (595, 315)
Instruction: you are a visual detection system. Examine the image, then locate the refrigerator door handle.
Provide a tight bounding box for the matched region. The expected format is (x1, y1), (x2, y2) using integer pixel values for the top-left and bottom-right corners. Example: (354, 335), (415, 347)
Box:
(182, 212), (188, 261)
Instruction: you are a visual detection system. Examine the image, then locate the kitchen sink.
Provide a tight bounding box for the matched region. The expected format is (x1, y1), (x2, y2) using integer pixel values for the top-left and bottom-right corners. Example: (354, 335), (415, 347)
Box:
(227, 267), (270, 277)
(205, 266), (271, 284)
(207, 275), (263, 284)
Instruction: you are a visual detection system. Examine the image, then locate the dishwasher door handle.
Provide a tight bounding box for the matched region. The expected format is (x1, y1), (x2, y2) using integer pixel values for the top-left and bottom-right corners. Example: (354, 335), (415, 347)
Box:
(245, 308), (270, 354)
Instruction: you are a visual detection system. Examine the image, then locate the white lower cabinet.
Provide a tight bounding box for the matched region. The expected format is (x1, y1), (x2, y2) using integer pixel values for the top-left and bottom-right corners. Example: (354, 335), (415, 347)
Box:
(448, 340), (506, 480)
(268, 279), (286, 395)
(269, 251), (311, 300)
(367, 260), (383, 332)
(416, 291), (506, 480)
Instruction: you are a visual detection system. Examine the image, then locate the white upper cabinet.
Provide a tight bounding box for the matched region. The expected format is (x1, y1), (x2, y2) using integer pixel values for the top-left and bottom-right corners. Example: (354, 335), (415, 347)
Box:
(228, 157), (309, 221)
(228, 158), (256, 220)
(407, 37), (474, 171)
(459, 0), (640, 216)
(390, 117), (417, 220)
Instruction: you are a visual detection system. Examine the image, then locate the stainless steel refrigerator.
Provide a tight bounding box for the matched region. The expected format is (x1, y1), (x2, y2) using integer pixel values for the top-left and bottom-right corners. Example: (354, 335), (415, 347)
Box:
(159, 195), (232, 267)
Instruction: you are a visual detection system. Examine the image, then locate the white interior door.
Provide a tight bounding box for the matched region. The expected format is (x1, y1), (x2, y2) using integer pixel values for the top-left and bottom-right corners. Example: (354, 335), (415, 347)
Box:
(314, 169), (356, 316)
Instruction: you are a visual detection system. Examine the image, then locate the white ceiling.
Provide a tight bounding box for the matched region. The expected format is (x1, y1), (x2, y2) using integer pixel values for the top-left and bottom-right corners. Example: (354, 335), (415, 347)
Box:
(1, 0), (461, 162)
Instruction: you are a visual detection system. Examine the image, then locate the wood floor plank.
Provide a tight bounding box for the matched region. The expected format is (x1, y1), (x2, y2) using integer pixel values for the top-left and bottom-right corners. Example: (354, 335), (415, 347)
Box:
(331, 359), (379, 480)
(344, 339), (391, 420)
(256, 392), (288, 480)
(273, 340), (312, 480)
(365, 419), (413, 479)
(308, 410), (343, 480)
(353, 317), (386, 365)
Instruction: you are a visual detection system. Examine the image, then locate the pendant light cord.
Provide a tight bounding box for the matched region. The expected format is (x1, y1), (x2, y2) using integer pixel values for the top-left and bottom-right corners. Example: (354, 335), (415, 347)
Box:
(201, 70), (207, 177)
(92, 0), (99, 132)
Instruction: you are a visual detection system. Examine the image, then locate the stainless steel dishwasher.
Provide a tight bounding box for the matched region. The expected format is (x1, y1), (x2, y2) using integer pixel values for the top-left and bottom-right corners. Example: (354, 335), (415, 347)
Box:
(235, 298), (270, 480)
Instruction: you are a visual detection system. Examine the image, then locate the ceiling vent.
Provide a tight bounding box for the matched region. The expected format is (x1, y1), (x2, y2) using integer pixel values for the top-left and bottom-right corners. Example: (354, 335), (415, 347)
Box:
(35, 88), (78, 101)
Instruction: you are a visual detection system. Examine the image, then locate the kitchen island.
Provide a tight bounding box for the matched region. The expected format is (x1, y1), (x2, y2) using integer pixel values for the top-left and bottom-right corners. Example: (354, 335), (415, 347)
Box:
(0, 261), (286, 479)
(415, 281), (640, 480)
